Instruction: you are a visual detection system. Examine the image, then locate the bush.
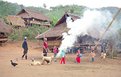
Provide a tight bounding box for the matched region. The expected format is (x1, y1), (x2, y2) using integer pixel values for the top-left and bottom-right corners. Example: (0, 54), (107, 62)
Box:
(8, 25), (49, 41)
(8, 31), (19, 41)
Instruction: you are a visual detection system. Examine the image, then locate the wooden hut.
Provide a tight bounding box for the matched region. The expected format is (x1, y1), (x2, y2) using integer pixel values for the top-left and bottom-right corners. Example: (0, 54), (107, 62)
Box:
(36, 13), (80, 50)
(0, 20), (12, 45)
(6, 15), (25, 28)
(17, 9), (51, 27)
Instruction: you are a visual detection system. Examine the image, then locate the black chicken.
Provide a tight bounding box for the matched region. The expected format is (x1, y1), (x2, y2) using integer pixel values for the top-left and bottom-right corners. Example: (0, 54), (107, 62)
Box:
(10, 60), (18, 67)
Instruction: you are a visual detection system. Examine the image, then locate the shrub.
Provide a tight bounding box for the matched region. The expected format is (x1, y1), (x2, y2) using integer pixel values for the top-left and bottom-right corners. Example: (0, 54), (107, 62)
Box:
(8, 31), (19, 41)
(8, 25), (49, 41)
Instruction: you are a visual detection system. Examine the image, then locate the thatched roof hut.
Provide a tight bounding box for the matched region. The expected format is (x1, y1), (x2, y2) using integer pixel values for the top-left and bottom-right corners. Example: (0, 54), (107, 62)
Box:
(36, 22), (68, 39)
(36, 13), (80, 49)
(0, 20), (11, 33)
(0, 20), (12, 44)
(17, 9), (51, 27)
(6, 15), (25, 28)
(36, 13), (80, 39)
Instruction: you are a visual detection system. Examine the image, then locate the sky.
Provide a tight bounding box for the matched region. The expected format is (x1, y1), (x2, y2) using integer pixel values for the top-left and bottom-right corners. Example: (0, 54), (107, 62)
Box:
(2, 0), (121, 9)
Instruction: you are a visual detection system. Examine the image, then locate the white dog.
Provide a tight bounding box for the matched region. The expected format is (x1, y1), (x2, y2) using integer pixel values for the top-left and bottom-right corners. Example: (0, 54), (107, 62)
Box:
(41, 56), (53, 65)
(31, 59), (41, 66)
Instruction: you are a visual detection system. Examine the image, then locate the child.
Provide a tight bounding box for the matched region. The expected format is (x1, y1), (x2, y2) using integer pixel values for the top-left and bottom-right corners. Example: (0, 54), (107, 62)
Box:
(90, 50), (96, 62)
(60, 49), (66, 64)
(53, 46), (58, 62)
(76, 49), (82, 63)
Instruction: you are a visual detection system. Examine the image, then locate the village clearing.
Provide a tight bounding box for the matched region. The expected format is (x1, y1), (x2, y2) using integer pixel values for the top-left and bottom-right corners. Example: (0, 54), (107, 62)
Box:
(0, 41), (121, 77)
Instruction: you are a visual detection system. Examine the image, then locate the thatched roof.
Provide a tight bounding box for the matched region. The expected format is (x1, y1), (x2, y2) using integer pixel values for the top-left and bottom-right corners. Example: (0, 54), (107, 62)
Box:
(36, 22), (69, 39)
(17, 9), (51, 22)
(55, 13), (80, 26)
(0, 20), (12, 33)
(6, 15), (25, 27)
(36, 13), (80, 39)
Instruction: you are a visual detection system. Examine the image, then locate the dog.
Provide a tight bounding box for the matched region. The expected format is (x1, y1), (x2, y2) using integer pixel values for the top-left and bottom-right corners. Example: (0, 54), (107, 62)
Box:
(101, 52), (106, 59)
(31, 59), (41, 66)
(41, 56), (53, 65)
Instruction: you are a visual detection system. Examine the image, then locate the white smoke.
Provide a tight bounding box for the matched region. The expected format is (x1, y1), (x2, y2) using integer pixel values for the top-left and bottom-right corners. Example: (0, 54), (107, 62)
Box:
(57, 9), (116, 57)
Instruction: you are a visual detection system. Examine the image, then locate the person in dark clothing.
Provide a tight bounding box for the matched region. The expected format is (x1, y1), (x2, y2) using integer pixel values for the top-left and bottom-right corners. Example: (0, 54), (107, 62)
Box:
(22, 37), (28, 60)
(101, 42), (107, 53)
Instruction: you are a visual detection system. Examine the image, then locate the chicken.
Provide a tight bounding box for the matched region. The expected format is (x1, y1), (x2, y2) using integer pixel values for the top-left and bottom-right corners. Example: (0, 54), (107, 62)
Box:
(10, 60), (18, 67)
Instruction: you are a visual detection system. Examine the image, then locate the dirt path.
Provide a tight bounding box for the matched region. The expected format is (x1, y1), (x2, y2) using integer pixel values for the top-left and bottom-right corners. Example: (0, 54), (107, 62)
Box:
(0, 41), (121, 77)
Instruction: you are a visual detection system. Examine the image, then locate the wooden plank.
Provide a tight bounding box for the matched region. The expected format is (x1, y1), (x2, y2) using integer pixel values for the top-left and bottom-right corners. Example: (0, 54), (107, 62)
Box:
(0, 38), (8, 42)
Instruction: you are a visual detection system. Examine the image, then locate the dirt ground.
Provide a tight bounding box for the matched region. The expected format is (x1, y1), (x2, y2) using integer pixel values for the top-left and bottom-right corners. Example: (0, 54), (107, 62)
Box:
(0, 41), (121, 77)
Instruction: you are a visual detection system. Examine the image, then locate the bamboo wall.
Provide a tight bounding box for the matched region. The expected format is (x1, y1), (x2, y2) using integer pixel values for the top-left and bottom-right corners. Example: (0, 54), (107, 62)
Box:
(48, 40), (61, 50)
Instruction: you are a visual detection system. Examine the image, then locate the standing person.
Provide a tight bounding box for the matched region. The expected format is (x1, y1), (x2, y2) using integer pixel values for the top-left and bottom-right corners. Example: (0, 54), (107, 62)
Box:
(90, 49), (96, 62)
(101, 42), (107, 59)
(101, 42), (107, 53)
(43, 38), (48, 56)
(60, 49), (66, 64)
(76, 49), (82, 63)
(22, 37), (28, 60)
(53, 46), (58, 62)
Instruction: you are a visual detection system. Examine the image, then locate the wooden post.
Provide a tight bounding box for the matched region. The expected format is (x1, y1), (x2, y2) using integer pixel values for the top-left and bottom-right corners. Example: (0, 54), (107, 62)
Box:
(93, 8), (121, 51)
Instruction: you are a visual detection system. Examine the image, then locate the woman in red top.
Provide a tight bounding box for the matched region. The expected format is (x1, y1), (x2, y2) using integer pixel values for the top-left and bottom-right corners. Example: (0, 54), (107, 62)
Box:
(76, 49), (81, 63)
(43, 38), (48, 56)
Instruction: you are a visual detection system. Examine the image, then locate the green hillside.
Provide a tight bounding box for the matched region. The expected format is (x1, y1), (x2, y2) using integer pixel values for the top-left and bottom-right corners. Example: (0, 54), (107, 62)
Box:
(0, 0), (85, 40)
